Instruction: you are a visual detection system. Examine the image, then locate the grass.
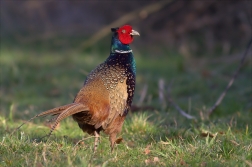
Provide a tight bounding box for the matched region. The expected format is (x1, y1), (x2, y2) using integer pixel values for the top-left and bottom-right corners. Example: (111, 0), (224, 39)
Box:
(0, 40), (252, 166)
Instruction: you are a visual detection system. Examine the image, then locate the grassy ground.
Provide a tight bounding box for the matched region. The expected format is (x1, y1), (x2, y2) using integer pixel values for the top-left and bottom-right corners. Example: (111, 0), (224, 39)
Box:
(0, 40), (251, 166)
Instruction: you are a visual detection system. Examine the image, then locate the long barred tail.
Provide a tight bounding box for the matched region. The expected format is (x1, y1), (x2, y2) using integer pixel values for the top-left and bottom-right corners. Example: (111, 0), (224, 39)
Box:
(12, 103), (88, 136)
(46, 103), (89, 138)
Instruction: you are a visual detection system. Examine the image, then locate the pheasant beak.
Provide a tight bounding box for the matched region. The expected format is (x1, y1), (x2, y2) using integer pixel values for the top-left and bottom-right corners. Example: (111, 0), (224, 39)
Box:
(130, 30), (140, 36)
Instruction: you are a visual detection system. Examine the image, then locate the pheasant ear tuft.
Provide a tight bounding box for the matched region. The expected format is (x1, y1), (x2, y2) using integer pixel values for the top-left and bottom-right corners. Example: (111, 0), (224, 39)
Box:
(111, 27), (119, 32)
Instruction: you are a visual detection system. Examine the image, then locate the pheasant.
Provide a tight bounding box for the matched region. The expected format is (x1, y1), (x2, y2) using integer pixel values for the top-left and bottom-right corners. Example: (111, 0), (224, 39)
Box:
(17, 25), (140, 151)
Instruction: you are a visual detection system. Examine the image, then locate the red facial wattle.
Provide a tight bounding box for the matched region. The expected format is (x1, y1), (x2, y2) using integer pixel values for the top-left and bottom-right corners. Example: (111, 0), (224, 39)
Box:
(117, 25), (134, 45)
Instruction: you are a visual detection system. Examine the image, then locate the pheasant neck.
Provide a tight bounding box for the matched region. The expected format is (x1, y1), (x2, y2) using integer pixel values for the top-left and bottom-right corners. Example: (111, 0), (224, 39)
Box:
(110, 34), (132, 54)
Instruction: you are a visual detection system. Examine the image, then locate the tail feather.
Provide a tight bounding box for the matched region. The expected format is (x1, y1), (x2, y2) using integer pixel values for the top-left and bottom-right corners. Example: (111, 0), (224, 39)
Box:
(13, 103), (77, 135)
(37, 103), (77, 117)
(47, 103), (89, 137)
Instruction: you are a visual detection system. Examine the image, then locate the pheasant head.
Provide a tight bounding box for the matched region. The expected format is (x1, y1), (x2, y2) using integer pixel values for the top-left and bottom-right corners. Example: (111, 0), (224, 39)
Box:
(110, 25), (140, 53)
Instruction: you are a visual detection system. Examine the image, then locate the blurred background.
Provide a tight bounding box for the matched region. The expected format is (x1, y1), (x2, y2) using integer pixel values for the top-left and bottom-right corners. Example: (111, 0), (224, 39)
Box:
(0, 0), (251, 120)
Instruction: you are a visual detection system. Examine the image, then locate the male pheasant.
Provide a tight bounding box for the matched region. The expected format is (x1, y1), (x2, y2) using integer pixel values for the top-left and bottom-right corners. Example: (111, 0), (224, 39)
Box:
(18, 25), (140, 151)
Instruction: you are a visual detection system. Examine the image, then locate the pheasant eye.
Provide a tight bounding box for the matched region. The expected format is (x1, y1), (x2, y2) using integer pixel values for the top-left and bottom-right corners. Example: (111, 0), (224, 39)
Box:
(122, 29), (126, 33)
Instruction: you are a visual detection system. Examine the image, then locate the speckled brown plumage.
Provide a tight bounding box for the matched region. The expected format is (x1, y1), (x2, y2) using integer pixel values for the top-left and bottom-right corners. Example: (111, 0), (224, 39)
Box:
(72, 51), (137, 150)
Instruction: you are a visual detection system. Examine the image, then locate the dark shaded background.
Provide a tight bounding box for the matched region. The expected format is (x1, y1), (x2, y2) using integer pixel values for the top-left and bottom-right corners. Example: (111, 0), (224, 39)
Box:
(1, 0), (251, 55)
